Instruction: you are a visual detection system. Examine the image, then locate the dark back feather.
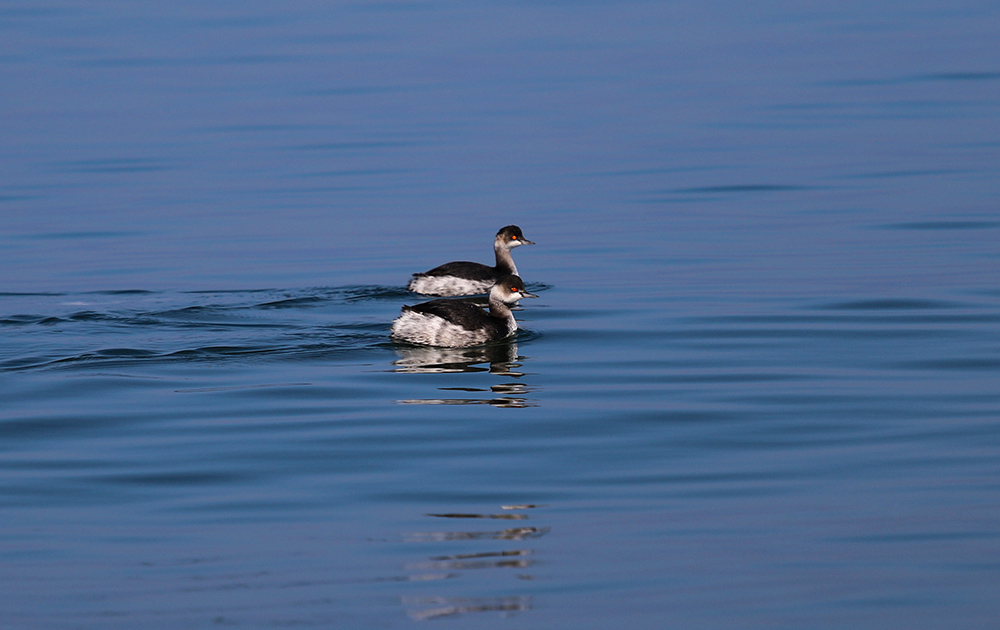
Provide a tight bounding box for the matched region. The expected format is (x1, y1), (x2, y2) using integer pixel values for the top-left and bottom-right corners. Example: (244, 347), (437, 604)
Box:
(403, 299), (507, 336)
(420, 261), (497, 279)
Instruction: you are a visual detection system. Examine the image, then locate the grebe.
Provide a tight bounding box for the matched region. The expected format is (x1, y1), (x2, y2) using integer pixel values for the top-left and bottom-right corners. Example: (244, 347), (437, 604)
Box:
(407, 225), (534, 296)
(391, 274), (538, 347)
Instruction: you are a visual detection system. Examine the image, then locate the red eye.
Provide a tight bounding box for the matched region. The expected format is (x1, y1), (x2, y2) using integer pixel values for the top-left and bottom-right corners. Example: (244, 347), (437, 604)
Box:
(511, 235), (519, 240)
(511, 287), (519, 292)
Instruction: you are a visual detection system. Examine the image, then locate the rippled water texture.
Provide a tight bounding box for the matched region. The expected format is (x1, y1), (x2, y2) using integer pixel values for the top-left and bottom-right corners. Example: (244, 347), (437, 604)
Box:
(2, 1), (999, 628)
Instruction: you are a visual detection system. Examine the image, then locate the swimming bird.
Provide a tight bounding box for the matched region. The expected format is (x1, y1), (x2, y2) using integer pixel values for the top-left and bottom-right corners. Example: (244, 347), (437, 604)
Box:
(391, 274), (538, 347)
(407, 225), (534, 296)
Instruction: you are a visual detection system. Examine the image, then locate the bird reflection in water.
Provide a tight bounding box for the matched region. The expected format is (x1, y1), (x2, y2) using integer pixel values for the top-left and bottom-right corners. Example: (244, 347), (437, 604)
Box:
(392, 340), (522, 374)
(400, 505), (548, 621)
(403, 596), (532, 621)
(392, 341), (535, 407)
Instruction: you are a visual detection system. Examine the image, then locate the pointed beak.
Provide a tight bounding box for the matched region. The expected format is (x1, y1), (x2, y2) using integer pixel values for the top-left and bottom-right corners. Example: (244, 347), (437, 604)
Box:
(519, 238), (536, 246)
(521, 290), (539, 299)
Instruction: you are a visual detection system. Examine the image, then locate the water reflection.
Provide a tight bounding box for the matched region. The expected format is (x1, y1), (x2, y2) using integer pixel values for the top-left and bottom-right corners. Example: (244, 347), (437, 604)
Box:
(392, 341), (536, 407)
(398, 389), (534, 408)
(412, 549), (534, 571)
(391, 340), (523, 374)
(403, 596), (532, 621)
(401, 506), (548, 621)
(404, 525), (549, 542)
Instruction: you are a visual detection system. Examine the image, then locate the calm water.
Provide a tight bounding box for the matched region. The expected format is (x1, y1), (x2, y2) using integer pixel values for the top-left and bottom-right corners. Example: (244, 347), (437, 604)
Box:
(2, 1), (999, 628)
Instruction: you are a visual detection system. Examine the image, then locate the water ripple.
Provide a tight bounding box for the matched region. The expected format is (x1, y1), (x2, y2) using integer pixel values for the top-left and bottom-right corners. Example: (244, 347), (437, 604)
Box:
(1, 285), (401, 372)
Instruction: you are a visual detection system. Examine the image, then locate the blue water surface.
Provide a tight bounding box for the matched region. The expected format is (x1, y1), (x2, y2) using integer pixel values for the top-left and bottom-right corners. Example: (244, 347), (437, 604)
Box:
(2, 1), (999, 628)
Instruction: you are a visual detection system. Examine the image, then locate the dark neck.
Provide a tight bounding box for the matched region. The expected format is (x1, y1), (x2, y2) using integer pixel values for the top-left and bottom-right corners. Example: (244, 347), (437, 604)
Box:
(488, 294), (514, 321)
(493, 240), (518, 275)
